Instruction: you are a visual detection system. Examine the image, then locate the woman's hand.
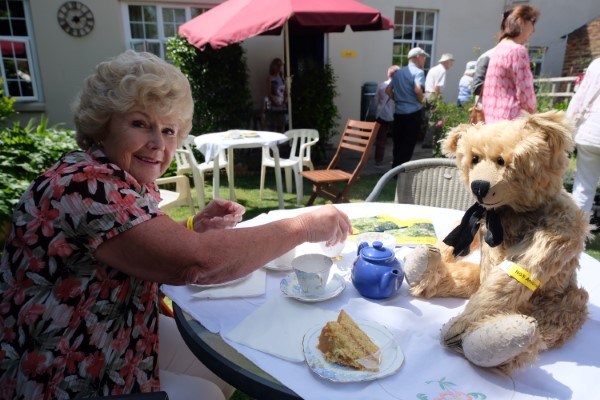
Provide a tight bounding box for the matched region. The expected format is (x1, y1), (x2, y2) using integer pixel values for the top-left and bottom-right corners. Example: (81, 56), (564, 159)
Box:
(296, 205), (353, 245)
(192, 199), (245, 232)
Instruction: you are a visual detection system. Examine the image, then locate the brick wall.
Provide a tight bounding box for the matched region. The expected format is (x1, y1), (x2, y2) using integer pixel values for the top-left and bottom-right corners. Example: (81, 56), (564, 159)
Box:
(562, 16), (600, 76)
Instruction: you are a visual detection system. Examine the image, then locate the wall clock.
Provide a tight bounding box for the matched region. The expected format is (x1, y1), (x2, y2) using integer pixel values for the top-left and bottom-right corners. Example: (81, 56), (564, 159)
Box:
(57, 1), (95, 37)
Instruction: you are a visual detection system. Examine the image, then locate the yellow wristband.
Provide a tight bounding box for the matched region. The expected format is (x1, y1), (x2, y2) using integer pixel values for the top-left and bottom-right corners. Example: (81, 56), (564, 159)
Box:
(498, 260), (541, 291)
(186, 215), (195, 231)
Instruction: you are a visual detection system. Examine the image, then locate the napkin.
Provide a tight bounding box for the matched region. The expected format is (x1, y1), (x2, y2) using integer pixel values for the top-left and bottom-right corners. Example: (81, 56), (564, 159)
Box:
(226, 297), (338, 362)
(191, 268), (266, 299)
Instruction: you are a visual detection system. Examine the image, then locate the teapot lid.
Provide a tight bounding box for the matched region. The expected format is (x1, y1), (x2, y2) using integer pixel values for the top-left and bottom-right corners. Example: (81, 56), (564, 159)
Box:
(360, 241), (395, 261)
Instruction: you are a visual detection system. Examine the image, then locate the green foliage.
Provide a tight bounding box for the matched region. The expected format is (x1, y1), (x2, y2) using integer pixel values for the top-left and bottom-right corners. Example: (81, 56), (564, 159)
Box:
(428, 88), (573, 158)
(166, 36), (253, 135)
(291, 59), (339, 159)
(0, 79), (16, 127)
(427, 99), (471, 157)
(0, 117), (77, 225)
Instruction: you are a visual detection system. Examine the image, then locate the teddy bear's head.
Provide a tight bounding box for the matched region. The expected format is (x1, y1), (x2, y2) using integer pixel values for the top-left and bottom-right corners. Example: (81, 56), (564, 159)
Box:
(442, 111), (574, 212)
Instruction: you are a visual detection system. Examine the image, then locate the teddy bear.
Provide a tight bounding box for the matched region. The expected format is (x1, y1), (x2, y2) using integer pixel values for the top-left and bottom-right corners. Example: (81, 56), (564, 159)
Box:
(403, 110), (591, 373)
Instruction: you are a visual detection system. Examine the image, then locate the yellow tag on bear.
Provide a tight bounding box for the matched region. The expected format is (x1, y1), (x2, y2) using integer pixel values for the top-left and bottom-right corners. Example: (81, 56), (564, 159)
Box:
(498, 261), (541, 291)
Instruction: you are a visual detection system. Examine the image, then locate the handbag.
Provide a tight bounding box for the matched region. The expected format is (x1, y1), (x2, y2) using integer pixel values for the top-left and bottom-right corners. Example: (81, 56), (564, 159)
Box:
(469, 94), (485, 124)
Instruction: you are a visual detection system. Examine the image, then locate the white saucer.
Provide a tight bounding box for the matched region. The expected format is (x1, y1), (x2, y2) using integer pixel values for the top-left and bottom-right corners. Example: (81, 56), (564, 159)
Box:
(302, 320), (404, 382)
(280, 273), (345, 302)
(190, 274), (251, 288)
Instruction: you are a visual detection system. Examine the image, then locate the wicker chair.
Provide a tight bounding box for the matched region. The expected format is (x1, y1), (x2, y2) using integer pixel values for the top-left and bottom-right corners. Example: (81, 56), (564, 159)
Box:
(365, 158), (475, 210)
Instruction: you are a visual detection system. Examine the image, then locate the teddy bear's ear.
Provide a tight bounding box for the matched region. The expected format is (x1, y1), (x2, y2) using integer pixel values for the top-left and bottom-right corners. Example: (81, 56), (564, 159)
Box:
(442, 123), (471, 157)
(523, 110), (575, 154)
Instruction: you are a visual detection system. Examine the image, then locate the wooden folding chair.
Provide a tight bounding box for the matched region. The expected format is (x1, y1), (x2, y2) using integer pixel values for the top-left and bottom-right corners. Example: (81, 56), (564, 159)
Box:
(301, 119), (379, 206)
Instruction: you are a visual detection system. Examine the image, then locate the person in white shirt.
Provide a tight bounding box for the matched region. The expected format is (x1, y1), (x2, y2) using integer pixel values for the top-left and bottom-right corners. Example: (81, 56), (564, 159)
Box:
(422, 53), (454, 148)
(374, 65), (400, 165)
(424, 53), (454, 103)
(566, 57), (600, 216)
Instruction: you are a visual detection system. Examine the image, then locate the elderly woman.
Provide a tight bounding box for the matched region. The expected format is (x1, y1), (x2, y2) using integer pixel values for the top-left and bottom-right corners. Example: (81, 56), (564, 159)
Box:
(0, 51), (352, 399)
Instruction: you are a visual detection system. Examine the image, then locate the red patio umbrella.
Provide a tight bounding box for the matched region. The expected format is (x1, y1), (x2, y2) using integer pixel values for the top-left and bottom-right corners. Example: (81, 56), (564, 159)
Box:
(179, 0), (394, 128)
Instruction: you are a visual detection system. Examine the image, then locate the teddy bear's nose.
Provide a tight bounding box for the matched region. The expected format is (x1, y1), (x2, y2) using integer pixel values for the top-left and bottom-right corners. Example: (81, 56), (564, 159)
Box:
(471, 180), (490, 200)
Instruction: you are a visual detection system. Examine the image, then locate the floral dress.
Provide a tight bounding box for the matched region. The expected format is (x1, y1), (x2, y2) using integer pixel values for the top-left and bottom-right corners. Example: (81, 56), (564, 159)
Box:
(482, 40), (537, 123)
(0, 148), (165, 399)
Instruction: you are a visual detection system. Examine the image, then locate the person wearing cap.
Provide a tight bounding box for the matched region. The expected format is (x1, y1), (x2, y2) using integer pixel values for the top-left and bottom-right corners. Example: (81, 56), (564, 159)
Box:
(385, 47), (428, 168)
(424, 53), (455, 103)
(457, 61), (477, 106)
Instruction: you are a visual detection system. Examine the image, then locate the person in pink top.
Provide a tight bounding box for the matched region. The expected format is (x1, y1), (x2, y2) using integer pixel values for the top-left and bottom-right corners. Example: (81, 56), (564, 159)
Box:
(483, 5), (540, 123)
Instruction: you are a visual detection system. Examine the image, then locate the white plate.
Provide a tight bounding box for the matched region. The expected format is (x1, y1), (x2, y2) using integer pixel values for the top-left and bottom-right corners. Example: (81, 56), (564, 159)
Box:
(280, 273), (345, 302)
(190, 274), (251, 288)
(302, 320), (404, 382)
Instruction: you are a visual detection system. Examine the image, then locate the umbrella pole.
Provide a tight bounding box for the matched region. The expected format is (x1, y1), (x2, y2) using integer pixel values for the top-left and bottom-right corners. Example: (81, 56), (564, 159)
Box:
(284, 21), (292, 129)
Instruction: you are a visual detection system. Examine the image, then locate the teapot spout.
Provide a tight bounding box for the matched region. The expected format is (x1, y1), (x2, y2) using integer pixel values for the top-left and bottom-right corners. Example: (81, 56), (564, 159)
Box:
(380, 269), (403, 295)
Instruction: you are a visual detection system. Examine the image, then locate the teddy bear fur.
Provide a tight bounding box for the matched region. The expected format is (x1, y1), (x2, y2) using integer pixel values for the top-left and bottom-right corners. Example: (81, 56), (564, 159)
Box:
(403, 110), (591, 374)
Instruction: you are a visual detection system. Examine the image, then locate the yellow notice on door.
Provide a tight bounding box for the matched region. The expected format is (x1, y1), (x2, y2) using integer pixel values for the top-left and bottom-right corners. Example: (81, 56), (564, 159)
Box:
(341, 50), (357, 58)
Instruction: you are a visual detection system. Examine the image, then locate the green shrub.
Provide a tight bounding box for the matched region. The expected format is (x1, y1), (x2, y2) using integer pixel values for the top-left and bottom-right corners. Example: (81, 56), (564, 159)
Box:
(427, 99), (471, 157)
(0, 117), (77, 225)
(166, 36), (253, 135)
(291, 59), (340, 160)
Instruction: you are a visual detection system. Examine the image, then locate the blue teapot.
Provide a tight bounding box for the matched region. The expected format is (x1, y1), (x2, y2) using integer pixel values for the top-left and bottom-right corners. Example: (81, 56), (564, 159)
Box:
(351, 241), (403, 299)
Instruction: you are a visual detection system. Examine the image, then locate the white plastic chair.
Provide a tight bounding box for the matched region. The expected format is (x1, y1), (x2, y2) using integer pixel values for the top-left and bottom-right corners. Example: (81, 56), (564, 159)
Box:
(259, 129), (319, 206)
(156, 175), (195, 213)
(181, 135), (230, 210)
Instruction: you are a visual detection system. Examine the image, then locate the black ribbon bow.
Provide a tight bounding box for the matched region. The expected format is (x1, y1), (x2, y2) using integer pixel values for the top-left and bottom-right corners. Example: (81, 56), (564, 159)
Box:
(443, 202), (504, 258)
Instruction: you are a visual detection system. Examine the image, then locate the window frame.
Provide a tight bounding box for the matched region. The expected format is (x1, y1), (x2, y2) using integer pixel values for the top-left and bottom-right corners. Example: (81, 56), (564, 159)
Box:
(528, 46), (545, 77)
(0, 0), (42, 102)
(392, 8), (437, 71)
(122, 3), (210, 59)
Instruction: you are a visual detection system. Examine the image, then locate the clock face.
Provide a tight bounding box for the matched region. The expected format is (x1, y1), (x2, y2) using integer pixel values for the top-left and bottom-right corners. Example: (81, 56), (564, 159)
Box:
(57, 1), (94, 37)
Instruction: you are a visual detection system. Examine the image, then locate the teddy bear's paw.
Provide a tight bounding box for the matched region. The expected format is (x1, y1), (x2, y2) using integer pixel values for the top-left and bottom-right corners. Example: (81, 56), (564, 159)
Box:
(462, 314), (538, 368)
(403, 245), (441, 287)
(440, 315), (467, 352)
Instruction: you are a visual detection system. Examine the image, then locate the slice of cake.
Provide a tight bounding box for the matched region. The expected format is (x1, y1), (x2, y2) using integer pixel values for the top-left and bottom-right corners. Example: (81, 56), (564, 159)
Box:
(317, 310), (381, 371)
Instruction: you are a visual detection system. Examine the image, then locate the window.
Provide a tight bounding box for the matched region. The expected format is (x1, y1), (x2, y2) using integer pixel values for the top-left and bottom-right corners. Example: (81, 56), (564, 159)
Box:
(392, 9), (436, 70)
(125, 4), (209, 59)
(0, 0), (39, 101)
(528, 46), (544, 77)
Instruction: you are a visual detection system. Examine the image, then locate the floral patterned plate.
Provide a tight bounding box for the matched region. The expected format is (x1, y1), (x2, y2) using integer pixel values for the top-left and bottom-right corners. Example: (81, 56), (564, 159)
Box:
(302, 320), (404, 382)
(280, 273), (345, 302)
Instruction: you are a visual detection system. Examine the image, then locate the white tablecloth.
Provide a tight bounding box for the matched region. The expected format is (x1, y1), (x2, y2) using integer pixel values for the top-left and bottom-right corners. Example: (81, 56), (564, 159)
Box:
(194, 130), (287, 163)
(162, 203), (600, 400)
(194, 130), (289, 208)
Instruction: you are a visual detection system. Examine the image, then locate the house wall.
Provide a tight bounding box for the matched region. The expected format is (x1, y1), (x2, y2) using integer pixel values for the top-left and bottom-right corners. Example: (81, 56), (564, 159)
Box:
(19, 0), (125, 127)
(562, 16), (600, 76)
(15, 0), (600, 132)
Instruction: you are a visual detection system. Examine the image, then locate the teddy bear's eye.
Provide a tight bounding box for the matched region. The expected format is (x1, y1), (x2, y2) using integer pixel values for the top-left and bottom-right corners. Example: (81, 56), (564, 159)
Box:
(472, 155), (480, 164)
(497, 157), (505, 166)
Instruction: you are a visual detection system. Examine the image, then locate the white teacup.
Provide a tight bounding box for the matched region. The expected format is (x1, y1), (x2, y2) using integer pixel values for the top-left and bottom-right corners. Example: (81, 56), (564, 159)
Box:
(292, 253), (333, 295)
(318, 241), (345, 259)
(272, 247), (297, 269)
